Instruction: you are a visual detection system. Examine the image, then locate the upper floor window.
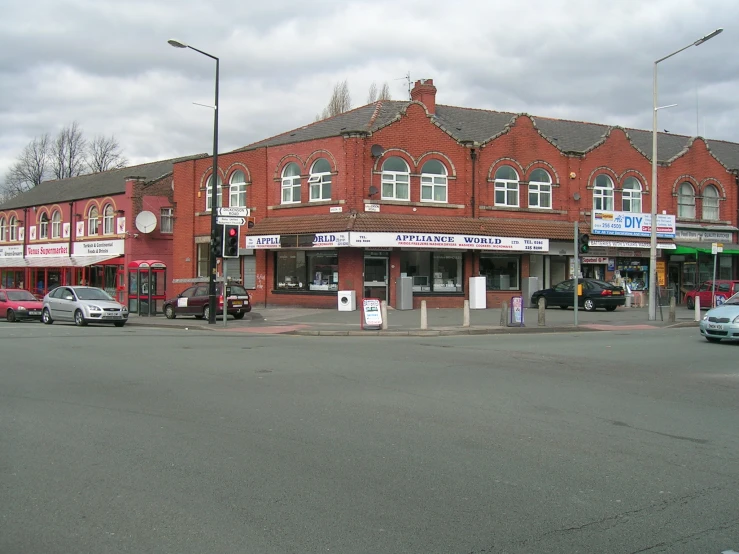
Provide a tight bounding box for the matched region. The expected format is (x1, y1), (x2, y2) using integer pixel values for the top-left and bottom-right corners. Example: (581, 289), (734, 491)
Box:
(494, 165), (519, 207)
(622, 177), (642, 213)
(309, 158), (332, 202)
(593, 174), (614, 211)
(51, 210), (61, 239)
(678, 182), (696, 219)
(0, 217), (6, 242)
(161, 208), (174, 234)
(206, 174), (223, 211)
(88, 206), (99, 236)
(420, 160), (448, 203)
(230, 171), (247, 207)
(9, 216), (18, 241)
(281, 163), (301, 204)
(702, 185), (719, 221)
(103, 204), (114, 235)
(528, 169), (552, 209)
(39, 213), (49, 239)
(381, 157), (410, 201)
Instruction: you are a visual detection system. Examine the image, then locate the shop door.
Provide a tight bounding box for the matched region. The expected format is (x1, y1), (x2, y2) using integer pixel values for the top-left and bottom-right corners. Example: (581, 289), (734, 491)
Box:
(364, 257), (388, 302)
(116, 267), (125, 303)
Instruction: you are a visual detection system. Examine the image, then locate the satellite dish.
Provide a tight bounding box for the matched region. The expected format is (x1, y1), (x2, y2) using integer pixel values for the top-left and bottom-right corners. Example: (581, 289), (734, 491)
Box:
(370, 144), (384, 157)
(135, 211), (157, 234)
(368, 186), (379, 196)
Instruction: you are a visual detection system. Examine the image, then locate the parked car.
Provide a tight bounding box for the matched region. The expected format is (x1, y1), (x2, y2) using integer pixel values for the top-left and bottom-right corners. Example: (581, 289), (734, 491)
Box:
(0, 288), (44, 322)
(42, 286), (128, 327)
(163, 283), (251, 320)
(530, 278), (626, 311)
(684, 280), (739, 309)
(699, 291), (739, 343)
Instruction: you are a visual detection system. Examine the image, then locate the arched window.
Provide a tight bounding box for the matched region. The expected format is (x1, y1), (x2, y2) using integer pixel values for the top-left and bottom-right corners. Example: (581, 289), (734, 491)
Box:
(39, 212), (49, 239)
(622, 177), (642, 213)
(381, 157), (410, 201)
(88, 205), (99, 236)
(494, 165), (519, 207)
(103, 204), (114, 235)
(309, 158), (332, 201)
(206, 174), (223, 211)
(0, 217), (6, 242)
(281, 163), (301, 204)
(528, 168), (552, 209)
(229, 170), (247, 207)
(9, 216), (18, 241)
(678, 182), (695, 219)
(420, 160), (448, 203)
(593, 174), (614, 211)
(702, 185), (719, 220)
(51, 210), (61, 239)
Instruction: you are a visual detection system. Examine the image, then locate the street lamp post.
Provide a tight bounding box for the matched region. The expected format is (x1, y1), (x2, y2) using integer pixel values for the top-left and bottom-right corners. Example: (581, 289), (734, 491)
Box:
(648, 28), (723, 321)
(168, 39), (220, 325)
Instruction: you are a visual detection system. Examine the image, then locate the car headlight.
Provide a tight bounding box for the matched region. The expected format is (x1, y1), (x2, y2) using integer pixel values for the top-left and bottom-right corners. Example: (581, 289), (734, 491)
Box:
(17, 305), (28, 311)
(88, 305), (102, 311)
(702, 314), (708, 321)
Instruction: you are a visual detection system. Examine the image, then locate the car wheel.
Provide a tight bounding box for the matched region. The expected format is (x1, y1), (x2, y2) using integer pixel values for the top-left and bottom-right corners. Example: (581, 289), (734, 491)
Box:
(74, 309), (88, 327)
(233, 312), (245, 320)
(605, 305), (617, 312)
(686, 297), (694, 310)
(203, 306), (210, 321)
(705, 336), (721, 343)
(114, 321), (126, 327)
(6, 309), (16, 322)
(583, 299), (596, 311)
(42, 308), (53, 325)
(164, 304), (176, 319)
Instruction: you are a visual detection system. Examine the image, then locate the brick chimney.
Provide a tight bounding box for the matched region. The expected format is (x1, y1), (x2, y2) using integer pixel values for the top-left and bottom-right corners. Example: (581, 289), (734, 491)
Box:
(410, 79), (437, 114)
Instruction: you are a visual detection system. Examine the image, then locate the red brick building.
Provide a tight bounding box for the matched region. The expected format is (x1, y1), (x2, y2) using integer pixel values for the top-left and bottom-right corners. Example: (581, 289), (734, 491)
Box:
(171, 79), (739, 310)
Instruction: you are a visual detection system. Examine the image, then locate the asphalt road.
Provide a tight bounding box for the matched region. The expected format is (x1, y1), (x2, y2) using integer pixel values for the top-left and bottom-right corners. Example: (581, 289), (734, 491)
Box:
(1, 322), (737, 553)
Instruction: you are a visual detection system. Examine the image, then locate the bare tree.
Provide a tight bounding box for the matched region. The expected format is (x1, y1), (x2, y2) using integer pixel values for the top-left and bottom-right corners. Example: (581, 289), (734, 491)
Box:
(1, 134), (50, 197)
(368, 81), (391, 103)
(367, 82), (378, 103)
(87, 134), (128, 173)
(316, 79), (352, 120)
(378, 81), (392, 101)
(51, 121), (87, 180)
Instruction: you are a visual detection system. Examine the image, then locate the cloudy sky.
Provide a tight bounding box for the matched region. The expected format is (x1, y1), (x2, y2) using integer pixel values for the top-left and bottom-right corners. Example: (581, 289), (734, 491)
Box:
(1, 0), (737, 183)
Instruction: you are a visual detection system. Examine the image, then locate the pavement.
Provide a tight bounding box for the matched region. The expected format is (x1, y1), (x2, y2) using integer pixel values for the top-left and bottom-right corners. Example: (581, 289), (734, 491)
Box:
(125, 302), (702, 336)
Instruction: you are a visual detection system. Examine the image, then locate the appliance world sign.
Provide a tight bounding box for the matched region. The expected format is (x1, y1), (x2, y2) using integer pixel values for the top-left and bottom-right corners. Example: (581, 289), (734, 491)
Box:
(350, 233), (549, 251)
(592, 211), (676, 238)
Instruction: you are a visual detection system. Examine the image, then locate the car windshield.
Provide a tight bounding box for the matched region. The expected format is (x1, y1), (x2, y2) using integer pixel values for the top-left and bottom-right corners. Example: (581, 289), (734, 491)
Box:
(76, 288), (114, 301)
(724, 292), (739, 305)
(7, 290), (37, 301)
(226, 285), (248, 296)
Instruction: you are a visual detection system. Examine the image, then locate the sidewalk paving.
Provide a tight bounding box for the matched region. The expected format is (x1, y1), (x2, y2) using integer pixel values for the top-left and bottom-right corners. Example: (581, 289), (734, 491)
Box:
(126, 303), (701, 336)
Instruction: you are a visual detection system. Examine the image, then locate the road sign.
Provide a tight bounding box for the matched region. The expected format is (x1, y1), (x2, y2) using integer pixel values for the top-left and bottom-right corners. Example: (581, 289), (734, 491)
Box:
(216, 216), (246, 226)
(217, 207), (250, 217)
(712, 242), (724, 254)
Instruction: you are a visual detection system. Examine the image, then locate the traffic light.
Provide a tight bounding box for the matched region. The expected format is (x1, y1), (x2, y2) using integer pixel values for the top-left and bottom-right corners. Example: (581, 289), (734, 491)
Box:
(579, 233), (590, 254)
(223, 224), (240, 258)
(211, 223), (224, 258)
(246, 216), (256, 229)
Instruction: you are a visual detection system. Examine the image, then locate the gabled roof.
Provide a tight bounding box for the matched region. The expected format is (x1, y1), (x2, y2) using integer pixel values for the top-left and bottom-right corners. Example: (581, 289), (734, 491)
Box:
(0, 154), (207, 211)
(232, 100), (739, 171)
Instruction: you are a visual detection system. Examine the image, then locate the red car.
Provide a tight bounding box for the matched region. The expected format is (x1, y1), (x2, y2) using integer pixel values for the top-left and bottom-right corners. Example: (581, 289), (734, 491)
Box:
(163, 283), (252, 320)
(0, 288), (45, 322)
(684, 280), (739, 309)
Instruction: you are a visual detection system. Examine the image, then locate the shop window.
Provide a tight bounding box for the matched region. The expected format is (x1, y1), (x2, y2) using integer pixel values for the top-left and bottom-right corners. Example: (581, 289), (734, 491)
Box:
(275, 250), (339, 291)
(160, 208), (173, 234)
(281, 163), (301, 204)
(702, 185), (719, 220)
(528, 168), (551, 209)
(308, 158), (332, 201)
(206, 174), (223, 211)
(196, 243), (210, 278)
(230, 170), (247, 207)
(593, 174), (614, 211)
(39, 213), (49, 239)
(88, 206), (99, 236)
(51, 210), (61, 238)
(622, 177), (642, 213)
(494, 165), (519, 207)
(9, 216), (18, 241)
(480, 255), (520, 290)
(381, 157), (410, 201)
(677, 182), (695, 219)
(420, 159), (448, 203)
(399, 251), (463, 292)
(103, 204), (114, 235)
(0, 217), (5, 242)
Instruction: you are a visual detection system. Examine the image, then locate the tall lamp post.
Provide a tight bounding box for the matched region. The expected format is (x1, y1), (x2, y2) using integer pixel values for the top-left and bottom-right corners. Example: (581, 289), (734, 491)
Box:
(648, 28), (723, 321)
(168, 39), (220, 325)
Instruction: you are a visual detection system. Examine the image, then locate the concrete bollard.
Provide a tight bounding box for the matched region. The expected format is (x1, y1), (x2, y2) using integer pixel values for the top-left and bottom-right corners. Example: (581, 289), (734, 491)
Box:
(538, 297), (546, 326)
(463, 300), (470, 328)
(420, 300), (428, 330)
(668, 296), (676, 323)
(500, 301), (508, 326)
(381, 300), (388, 330)
(695, 295), (701, 322)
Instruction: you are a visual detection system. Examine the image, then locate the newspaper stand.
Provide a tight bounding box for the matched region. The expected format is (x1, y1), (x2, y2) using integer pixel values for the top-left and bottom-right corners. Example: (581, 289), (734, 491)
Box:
(360, 297), (383, 330)
(507, 295), (525, 327)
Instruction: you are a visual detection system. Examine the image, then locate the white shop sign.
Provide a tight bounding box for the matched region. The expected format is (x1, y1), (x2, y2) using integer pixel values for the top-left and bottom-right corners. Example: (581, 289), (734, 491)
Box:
(246, 235), (280, 249)
(26, 243), (70, 257)
(349, 232), (549, 252)
(246, 233), (349, 249)
(0, 245), (24, 258)
(675, 229), (733, 242)
(592, 211), (676, 238)
(72, 239), (125, 256)
(591, 240), (676, 250)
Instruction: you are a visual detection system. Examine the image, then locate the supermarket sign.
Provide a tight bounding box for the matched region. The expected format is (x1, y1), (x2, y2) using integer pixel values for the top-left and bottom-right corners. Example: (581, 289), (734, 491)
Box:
(592, 211), (675, 238)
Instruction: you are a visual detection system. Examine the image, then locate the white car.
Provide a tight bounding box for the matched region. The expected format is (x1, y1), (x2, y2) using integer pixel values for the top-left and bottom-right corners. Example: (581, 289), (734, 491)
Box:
(698, 291), (739, 343)
(42, 286), (129, 327)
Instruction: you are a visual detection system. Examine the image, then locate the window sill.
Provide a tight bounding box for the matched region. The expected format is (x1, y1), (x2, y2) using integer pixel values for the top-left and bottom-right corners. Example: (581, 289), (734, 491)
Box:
(479, 206), (568, 215)
(271, 289), (338, 295)
(363, 199), (465, 209)
(269, 200), (345, 211)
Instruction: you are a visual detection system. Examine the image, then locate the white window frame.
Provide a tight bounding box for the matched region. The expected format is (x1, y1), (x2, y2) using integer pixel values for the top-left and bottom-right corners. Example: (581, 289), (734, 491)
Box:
(678, 182), (696, 219)
(381, 157), (410, 201)
(622, 177), (642, 213)
(39, 213), (49, 239)
(0, 217), (5, 242)
(309, 159), (332, 202)
(702, 185), (719, 221)
(103, 204), (114, 235)
(9, 216), (18, 241)
(160, 208), (174, 234)
(527, 169), (552, 209)
(51, 211), (61, 239)
(229, 171), (247, 207)
(281, 163), (301, 204)
(88, 206), (99, 236)
(206, 174), (223, 212)
(593, 174), (614, 211)
(420, 160), (448, 203)
(494, 166), (519, 207)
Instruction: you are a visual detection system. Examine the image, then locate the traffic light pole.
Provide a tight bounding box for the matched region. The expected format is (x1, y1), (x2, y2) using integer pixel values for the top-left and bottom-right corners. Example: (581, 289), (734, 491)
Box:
(222, 258), (228, 328)
(574, 221), (579, 327)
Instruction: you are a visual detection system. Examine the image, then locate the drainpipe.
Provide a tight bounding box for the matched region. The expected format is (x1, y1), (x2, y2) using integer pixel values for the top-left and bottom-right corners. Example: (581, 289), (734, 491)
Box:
(470, 147), (478, 219)
(69, 202), (75, 284)
(23, 207), (28, 289)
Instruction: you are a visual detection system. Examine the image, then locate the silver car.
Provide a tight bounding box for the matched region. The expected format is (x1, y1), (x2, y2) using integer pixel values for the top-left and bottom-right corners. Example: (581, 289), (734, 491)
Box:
(698, 291), (739, 343)
(42, 286), (129, 327)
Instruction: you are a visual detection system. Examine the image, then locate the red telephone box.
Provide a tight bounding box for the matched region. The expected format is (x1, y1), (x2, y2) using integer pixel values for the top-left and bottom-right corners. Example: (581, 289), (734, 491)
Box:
(127, 260), (167, 316)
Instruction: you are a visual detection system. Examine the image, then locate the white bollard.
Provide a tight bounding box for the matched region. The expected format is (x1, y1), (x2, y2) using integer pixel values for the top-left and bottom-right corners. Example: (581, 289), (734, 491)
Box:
(421, 300), (428, 330)
(381, 300), (388, 330)
(695, 295), (701, 322)
(463, 299), (470, 328)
